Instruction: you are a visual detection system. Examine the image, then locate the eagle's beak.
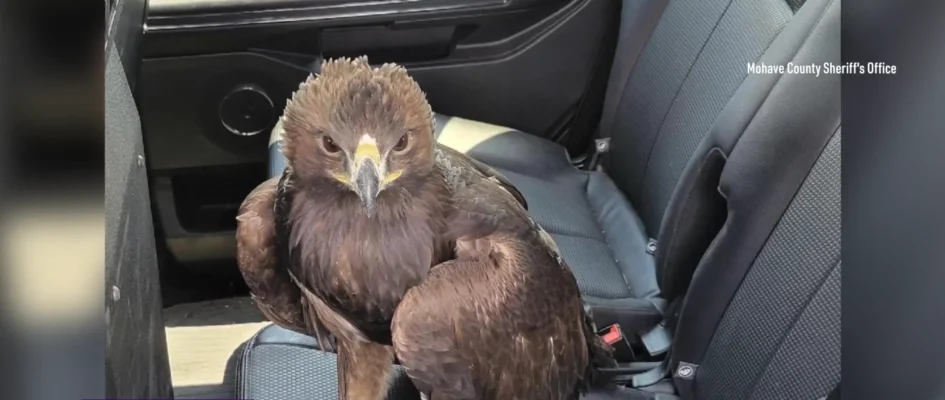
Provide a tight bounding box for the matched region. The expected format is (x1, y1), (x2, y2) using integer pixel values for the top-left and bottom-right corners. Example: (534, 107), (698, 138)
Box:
(354, 158), (380, 217)
(352, 141), (383, 217)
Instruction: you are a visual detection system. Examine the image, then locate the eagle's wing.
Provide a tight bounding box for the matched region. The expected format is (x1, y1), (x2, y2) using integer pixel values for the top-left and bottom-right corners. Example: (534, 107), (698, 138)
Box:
(392, 179), (592, 400)
(437, 144), (528, 209)
(235, 176), (335, 351)
(390, 259), (482, 399)
(241, 171), (390, 399)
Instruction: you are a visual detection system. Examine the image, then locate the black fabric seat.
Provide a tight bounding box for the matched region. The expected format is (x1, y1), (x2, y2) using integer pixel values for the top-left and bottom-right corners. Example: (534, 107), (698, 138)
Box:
(242, 0), (840, 398)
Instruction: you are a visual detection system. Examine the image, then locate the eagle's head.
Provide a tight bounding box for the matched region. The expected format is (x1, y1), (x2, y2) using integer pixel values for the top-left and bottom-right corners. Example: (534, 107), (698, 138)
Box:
(281, 56), (436, 217)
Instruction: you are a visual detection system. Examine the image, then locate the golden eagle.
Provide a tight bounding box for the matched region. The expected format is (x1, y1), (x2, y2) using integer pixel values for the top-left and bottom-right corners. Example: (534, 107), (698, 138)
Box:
(236, 57), (612, 400)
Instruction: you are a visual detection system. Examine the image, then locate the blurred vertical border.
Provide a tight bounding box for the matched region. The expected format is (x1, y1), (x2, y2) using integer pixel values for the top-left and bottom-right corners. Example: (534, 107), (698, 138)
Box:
(0, 0), (108, 399)
(844, 1), (945, 399)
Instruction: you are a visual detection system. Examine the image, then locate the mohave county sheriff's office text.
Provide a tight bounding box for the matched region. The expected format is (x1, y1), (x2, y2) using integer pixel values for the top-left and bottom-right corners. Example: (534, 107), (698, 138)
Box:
(748, 61), (896, 76)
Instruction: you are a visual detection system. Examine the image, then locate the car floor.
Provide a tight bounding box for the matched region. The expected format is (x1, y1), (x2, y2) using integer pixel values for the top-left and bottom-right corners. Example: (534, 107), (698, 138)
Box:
(164, 297), (268, 399)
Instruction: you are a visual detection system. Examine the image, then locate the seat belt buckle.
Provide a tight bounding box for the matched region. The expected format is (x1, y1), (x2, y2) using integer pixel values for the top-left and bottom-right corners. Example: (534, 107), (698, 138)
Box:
(598, 324), (636, 361)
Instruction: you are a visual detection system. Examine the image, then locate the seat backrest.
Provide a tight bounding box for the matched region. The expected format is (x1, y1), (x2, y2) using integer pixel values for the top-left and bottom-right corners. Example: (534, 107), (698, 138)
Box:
(677, 130), (840, 399)
(666, 0), (841, 397)
(654, 0), (835, 299)
(598, 0), (808, 235)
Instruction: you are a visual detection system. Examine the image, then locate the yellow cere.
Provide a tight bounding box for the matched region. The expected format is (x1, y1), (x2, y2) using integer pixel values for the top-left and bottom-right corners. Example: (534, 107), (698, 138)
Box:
(351, 141), (403, 187)
(354, 143), (381, 165)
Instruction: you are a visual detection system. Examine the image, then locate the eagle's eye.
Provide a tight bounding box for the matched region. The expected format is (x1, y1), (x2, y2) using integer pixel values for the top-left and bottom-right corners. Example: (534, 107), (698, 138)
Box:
(393, 133), (409, 152)
(322, 136), (341, 154)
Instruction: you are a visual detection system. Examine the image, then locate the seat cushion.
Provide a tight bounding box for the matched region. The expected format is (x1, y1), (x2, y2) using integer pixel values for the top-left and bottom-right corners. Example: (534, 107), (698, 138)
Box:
(235, 324), (665, 400)
(267, 113), (659, 301)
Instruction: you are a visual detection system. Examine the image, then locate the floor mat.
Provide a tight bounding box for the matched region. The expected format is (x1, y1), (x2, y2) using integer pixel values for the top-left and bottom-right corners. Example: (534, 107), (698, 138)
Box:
(164, 297), (267, 399)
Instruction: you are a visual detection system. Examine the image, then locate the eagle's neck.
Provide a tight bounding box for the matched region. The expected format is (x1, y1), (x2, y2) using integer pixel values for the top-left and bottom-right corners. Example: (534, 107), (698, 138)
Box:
(286, 169), (451, 320)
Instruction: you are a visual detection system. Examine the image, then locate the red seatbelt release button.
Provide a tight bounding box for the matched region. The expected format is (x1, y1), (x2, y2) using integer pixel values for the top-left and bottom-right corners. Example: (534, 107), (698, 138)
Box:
(601, 324), (623, 345)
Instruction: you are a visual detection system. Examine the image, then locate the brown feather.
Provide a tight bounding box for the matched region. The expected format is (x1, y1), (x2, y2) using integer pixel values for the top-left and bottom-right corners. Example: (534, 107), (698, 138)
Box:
(337, 337), (395, 400)
(437, 144), (527, 209)
(235, 177), (335, 351)
(392, 176), (615, 400)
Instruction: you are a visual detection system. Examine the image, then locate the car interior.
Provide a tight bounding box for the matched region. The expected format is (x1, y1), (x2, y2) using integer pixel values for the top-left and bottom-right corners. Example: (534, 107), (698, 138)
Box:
(105, 0), (841, 398)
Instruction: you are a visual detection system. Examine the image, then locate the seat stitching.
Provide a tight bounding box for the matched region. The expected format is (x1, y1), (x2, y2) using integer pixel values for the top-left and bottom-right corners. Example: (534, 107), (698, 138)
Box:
(547, 229), (609, 242)
(549, 226), (635, 299)
(526, 169), (607, 240)
(582, 173), (635, 297)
